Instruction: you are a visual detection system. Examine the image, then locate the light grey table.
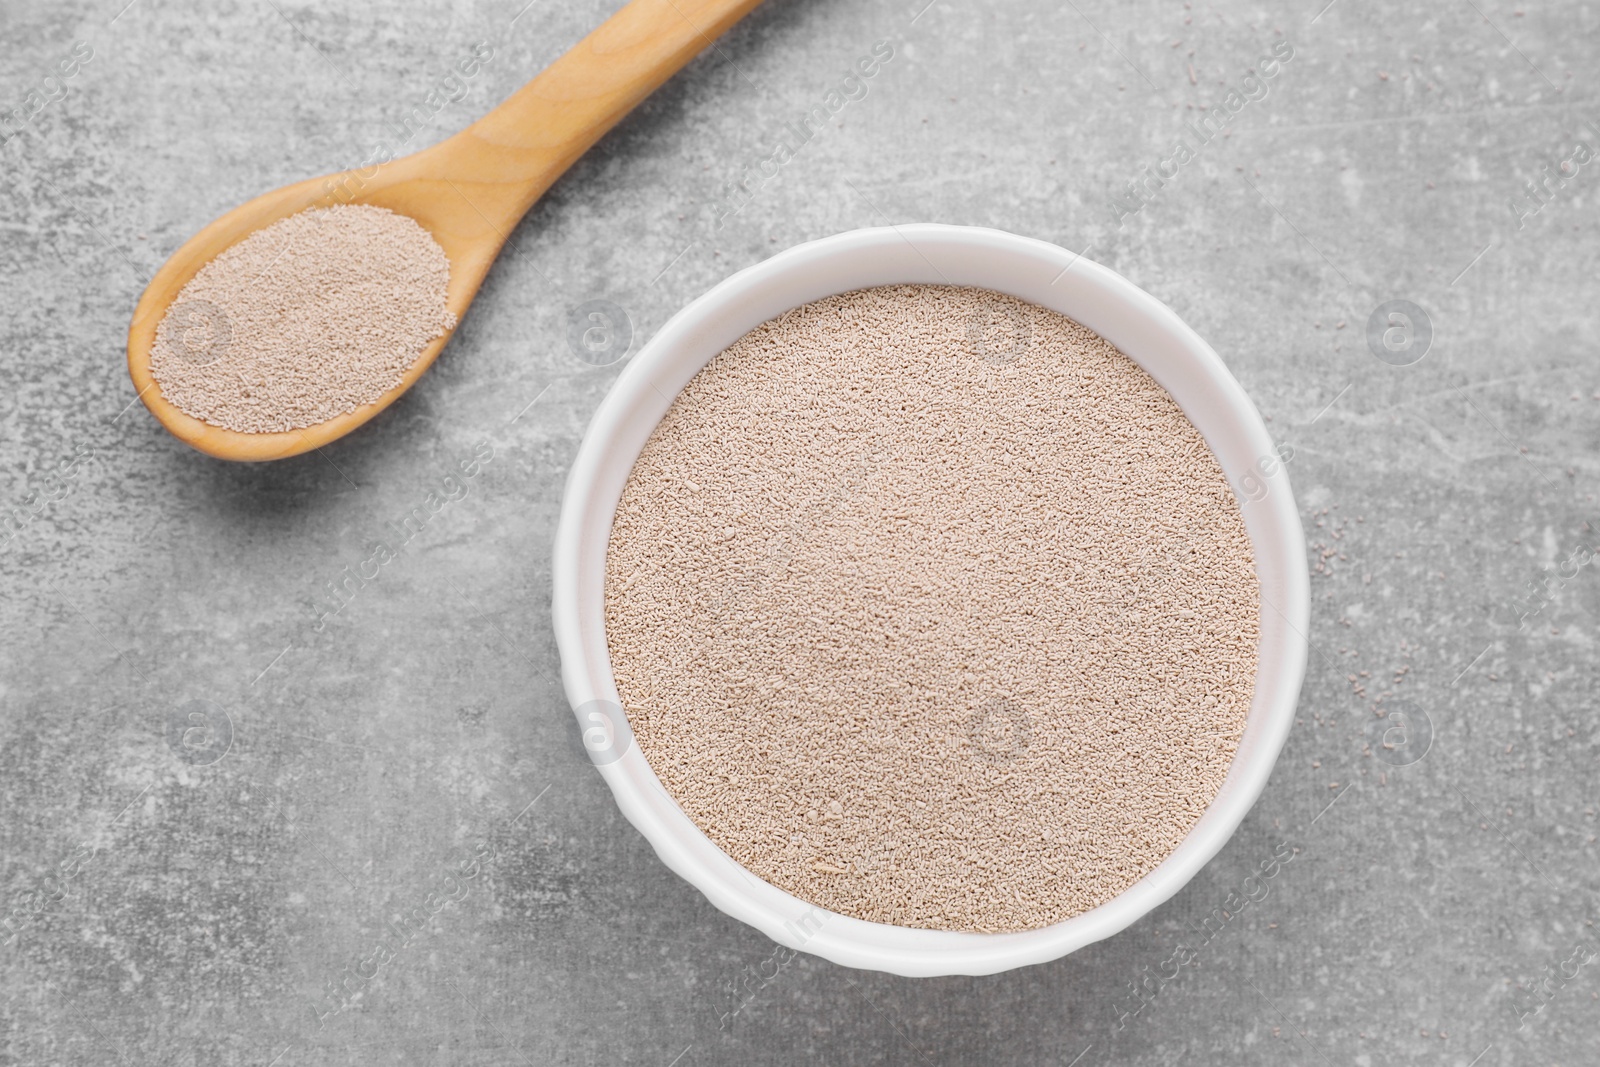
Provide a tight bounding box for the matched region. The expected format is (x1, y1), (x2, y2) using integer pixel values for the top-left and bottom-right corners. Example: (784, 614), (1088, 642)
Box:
(3, 0), (1597, 1063)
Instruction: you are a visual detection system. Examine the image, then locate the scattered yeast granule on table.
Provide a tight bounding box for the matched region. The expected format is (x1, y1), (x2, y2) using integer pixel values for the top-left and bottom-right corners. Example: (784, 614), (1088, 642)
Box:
(149, 204), (456, 433)
(604, 284), (1260, 932)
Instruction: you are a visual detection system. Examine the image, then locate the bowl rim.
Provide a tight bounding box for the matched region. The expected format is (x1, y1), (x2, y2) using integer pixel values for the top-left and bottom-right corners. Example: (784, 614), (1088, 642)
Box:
(552, 223), (1309, 976)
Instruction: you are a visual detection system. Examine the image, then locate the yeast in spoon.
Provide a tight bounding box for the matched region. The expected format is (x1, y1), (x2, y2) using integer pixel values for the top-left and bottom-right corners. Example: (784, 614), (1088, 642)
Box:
(148, 204), (455, 434)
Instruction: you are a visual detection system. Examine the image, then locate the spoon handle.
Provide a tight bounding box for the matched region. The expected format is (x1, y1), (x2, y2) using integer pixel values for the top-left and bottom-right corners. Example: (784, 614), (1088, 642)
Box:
(441, 0), (765, 232)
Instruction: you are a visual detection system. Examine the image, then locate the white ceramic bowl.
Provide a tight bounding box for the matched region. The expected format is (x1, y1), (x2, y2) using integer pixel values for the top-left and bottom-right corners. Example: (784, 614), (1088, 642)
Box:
(551, 224), (1308, 977)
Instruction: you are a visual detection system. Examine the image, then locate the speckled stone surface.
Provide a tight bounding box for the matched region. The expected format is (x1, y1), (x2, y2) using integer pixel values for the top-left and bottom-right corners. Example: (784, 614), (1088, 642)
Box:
(2, 1), (1598, 1064)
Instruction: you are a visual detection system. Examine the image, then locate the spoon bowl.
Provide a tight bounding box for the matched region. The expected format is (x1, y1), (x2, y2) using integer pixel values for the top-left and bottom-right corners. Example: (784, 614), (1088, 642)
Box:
(127, 0), (763, 461)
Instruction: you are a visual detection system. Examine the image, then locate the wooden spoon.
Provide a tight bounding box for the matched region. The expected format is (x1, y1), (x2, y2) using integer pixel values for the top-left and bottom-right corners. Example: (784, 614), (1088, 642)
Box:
(127, 0), (763, 461)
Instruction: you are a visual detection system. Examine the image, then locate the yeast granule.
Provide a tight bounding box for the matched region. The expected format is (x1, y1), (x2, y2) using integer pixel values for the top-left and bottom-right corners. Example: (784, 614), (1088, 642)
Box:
(604, 285), (1259, 932)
